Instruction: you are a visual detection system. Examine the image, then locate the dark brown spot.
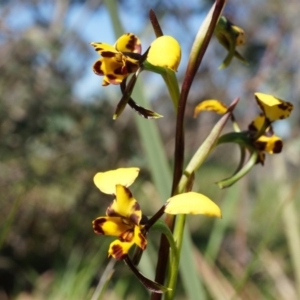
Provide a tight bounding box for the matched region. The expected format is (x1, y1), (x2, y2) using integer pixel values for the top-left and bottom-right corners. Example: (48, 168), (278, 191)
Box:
(125, 34), (138, 52)
(95, 47), (104, 52)
(93, 61), (104, 75)
(92, 218), (106, 235)
(111, 244), (126, 260)
(101, 51), (116, 58)
(278, 102), (291, 111)
(273, 140), (283, 153)
(106, 74), (117, 80)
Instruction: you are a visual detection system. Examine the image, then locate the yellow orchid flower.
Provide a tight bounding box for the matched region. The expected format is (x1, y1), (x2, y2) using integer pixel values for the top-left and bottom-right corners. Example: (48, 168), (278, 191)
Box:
(91, 33), (142, 86)
(93, 184), (146, 260)
(92, 168), (145, 260)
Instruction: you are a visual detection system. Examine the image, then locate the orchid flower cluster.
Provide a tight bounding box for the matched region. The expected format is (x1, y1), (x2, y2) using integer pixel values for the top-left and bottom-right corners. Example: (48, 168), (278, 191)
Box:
(89, 6), (293, 297)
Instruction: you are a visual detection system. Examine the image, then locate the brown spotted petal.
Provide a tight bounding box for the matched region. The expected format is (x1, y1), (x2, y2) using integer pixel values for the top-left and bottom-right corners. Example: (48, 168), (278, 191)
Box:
(108, 240), (132, 260)
(114, 33), (142, 54)
(255, 134), (283, 154)
(92, 57), (127, 86)
(106, 185), (142, 225)
(108, 225), (147, 260)
(92, 216), (132, 236)
(255, 93), (293, 122)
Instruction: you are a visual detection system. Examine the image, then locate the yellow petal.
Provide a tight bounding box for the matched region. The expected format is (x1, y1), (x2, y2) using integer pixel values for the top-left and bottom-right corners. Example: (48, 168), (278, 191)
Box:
(255, 134), (283, 154)
(108, 239), (135, 260)
(90, 42), (118, 55)
(132, 225), (147, 250)
(107, 185), (142, 225)
(254, 93), (293, 122)
(114, 33), (141, 54)
(147, 36), (181, 71)
(165, 192), (222, 218)
(92, 216), (132, 236)
(194, 99), (228, 118)
(93, 167), (140, 194)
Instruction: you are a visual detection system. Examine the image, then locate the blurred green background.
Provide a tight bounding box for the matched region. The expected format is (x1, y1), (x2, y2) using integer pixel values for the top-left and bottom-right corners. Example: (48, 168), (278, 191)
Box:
(1, 0), (299, 299)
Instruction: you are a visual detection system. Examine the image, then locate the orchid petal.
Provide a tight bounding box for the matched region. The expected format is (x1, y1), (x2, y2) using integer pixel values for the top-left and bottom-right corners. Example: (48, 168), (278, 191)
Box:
(108, 239), (134, 260)
(165, 192), (222, 218)
(255, 93), (293, 122)
(194, 99), (228, 117)
(114, 33), (142, 54)
(255, 134), (283, 154)
(92, 216), (132, 236)
(93, 167), (140, 194)
(107, 185), (142, 225)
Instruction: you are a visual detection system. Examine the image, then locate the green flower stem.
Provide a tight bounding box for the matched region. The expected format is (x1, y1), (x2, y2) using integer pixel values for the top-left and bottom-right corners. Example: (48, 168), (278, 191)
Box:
(165, 214), (186, 300)
(178, 108), (238, 194)
(143, 61), (180, 111)
(158, 1), (228, 291)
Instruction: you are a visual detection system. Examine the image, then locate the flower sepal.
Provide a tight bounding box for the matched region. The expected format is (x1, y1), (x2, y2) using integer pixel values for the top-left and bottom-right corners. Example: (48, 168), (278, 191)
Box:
(124, 256), (171, 293)
(165, 192), (222, 217)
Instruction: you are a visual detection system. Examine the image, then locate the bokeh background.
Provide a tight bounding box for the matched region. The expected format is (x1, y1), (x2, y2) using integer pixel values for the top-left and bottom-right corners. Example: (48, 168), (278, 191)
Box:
(1, 0), (300, 299)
